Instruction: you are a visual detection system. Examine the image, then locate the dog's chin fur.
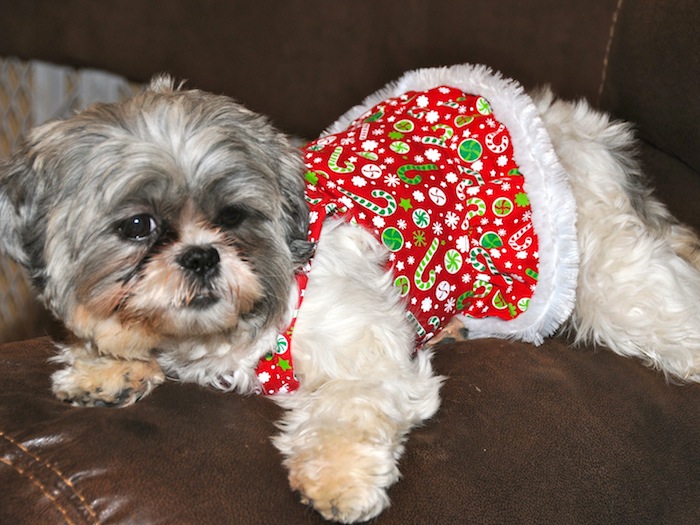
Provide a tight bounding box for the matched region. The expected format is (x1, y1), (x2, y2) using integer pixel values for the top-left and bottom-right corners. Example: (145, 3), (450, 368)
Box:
(2, 72), (700, 523)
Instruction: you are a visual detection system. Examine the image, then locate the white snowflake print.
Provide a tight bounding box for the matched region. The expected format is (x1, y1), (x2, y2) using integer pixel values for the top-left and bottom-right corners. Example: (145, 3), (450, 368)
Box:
(445, 297), (456, 313)
(467, 186), (481, 196)
(385, 157), (395, 164)
(462, 273), (472, 284)
(516, 251), (528, 260)
(421, 297), (433, 312)
(414, 155), (425, 163)
(438, 87), (451, 94)
(340, 137), (355, 145)
(490, 249), (501, 259)
(384, 173), (400, 187)
(471, 160), (484, 171)
(425, 148), (442, 162)
(445, 211), (460, 229)
(258, 372), (271, 384)
(397, 219), (408, 230)
(309, 211), (319, 224)
(497, 155), (508, 167)
(425, 110), (440, 124)
(456, 235), (470, 253)
(407, 256), (415, 265)
(416, 95), (430, 108)
(502, 182), (511, 191)
(432, 222), (444, 235)
(445, 172), (458, 184)
(498, 228), (507, 236)
(413, 190), (425, 202)
(352, 176), (367, 187)
(362, 140), (379, 151)
(372, 216), (386, 229)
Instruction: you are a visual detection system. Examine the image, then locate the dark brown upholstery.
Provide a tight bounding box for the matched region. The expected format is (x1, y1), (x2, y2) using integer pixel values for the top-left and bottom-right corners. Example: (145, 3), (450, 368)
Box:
(1, 1), (699, 523)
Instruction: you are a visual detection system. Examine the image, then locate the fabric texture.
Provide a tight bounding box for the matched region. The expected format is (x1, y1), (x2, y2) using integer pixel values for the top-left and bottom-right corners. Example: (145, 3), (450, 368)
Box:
(256, 65), (579, 395)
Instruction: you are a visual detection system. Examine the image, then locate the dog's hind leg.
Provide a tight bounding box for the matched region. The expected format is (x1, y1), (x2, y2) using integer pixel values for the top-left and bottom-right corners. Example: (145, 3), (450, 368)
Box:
(535, 91), (700, 382)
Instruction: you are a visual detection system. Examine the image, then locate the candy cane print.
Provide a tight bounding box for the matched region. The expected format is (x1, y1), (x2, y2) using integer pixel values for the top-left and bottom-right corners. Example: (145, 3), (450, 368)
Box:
(407, 107), (427, 119)
(337, 187), (397, 216)
(454, 167), (485, 200)
(415, 238), (440, 291)
(422, 124), (454, 148)
(508, 222), (533, 251)
(472, 278), (494, 298)
(455, 290), (474, 311)
(460, 197), (486, 229)
(485, 124), (509, 154)
(328, 146), (355, 173)
(398, 163), (439, 185)
(406, 311), (427, 339)
(359, 123), (371, 141)
(470, 247), (513, 284)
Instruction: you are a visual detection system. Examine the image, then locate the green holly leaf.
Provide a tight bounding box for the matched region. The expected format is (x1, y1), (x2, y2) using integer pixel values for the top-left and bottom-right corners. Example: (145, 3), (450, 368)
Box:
(388, 131), (405, 140)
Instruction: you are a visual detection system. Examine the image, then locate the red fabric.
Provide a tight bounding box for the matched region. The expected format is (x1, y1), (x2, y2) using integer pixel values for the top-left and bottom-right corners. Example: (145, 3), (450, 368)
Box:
(256, 86), (540, 395)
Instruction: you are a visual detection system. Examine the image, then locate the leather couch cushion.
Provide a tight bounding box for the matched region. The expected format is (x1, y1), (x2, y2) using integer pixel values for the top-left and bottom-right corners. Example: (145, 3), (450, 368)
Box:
(2, 337), (698, 524)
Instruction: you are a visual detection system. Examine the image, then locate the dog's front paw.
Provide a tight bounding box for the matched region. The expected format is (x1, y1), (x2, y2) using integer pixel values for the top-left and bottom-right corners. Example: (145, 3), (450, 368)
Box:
(51, 353), (164, 407)
(286, 437), (397, 523)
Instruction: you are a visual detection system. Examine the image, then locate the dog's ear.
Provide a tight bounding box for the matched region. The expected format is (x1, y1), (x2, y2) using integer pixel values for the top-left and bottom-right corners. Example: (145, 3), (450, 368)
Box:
(274, 144), (315, 266)
(0, 151), (48, 289)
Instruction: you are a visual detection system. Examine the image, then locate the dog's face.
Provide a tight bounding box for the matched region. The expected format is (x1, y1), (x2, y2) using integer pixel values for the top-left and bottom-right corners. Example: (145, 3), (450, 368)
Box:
(0, 77), (312, 349)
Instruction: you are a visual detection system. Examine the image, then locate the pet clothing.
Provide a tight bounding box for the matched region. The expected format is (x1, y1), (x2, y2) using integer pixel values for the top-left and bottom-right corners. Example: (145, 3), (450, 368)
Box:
(256, 64), (579, 395)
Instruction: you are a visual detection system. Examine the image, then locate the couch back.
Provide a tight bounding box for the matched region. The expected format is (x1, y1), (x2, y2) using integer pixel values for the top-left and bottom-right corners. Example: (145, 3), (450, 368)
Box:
(0, 0), (697, 341)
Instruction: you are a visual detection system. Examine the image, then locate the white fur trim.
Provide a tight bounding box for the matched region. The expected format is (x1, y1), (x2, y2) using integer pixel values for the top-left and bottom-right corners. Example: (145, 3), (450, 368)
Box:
(323, 64), (579, 345)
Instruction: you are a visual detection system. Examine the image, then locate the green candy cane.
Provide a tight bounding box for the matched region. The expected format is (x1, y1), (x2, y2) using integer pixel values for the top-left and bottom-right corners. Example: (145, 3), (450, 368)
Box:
(398, 163), (438, 185)
(415, 238), (440, 291)
(470, 247), (513, 284)
(328, 146), (355, 173)
(337, 187), (397, 217)
(422, 124), (454, 148)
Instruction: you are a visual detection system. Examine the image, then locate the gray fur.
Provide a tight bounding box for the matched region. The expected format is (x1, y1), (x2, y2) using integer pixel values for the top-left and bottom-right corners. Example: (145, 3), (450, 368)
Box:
(0, 76), (312, 333)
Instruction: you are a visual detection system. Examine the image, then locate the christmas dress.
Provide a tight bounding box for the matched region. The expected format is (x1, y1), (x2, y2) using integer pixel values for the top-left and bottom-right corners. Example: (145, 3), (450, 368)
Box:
(256, 64), (579, 395)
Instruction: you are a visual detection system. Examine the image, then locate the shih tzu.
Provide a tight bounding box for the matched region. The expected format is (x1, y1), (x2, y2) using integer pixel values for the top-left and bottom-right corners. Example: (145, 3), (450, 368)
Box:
(1, 64), (699, 523)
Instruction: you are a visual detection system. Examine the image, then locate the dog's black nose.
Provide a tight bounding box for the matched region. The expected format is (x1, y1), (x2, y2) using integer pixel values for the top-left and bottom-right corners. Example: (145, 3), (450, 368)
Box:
(178, 246), (220, 275)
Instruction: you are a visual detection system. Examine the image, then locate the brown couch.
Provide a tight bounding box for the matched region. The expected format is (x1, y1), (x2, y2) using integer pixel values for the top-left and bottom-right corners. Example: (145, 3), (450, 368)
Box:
(1, 1), (699, 523)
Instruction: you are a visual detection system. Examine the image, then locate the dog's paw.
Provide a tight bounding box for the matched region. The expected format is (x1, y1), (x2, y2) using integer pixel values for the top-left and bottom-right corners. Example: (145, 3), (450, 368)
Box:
(286, 438), (397, 523)
(51, 357), (165, 407)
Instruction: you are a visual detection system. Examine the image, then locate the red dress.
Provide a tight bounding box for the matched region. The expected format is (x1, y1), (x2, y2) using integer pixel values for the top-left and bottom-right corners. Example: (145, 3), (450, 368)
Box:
(256, 86), (540, 395)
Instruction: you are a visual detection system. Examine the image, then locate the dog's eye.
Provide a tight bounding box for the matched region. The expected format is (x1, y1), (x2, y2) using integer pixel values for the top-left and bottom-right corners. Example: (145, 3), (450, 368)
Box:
(216, 205), (249, 229)
(118, 214), (157, 241)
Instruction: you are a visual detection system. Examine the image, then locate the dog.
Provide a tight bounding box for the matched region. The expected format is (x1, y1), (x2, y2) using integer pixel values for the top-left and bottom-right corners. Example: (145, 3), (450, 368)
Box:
(1, 64), (699, 523)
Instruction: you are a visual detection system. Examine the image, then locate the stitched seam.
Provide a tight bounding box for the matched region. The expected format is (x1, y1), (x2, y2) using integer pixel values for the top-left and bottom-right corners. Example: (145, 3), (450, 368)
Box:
(1, 431), (99, 524)
(597, 0), (625, 104)
(1, 455), (75, 525)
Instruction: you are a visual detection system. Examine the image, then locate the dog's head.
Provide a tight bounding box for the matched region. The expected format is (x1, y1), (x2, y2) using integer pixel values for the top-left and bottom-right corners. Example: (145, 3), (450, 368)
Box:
(0, 76), (312, 349)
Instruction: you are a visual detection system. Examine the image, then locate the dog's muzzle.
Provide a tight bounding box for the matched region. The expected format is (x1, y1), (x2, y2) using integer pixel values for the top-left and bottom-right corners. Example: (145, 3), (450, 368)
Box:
(178, 246), (221, 308)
